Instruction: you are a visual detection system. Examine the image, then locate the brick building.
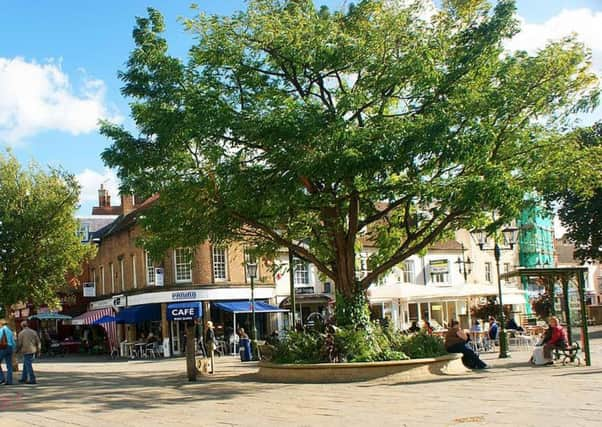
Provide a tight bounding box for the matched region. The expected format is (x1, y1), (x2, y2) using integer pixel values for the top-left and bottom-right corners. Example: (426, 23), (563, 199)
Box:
(75, 188), (281, 357)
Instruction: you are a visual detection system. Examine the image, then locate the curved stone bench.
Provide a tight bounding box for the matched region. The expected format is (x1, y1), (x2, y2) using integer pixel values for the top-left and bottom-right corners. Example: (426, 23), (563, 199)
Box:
(257, 353), (468, 383)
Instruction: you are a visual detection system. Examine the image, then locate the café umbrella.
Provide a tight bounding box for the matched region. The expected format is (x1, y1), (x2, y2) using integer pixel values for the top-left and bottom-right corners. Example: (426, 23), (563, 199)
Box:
(28, 312), (73, 333)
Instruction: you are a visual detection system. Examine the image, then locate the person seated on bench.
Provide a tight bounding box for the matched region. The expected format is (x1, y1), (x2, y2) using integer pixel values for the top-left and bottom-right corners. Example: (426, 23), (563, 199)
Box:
(445, 320), (488, 370)
(541, 316), (567, 364)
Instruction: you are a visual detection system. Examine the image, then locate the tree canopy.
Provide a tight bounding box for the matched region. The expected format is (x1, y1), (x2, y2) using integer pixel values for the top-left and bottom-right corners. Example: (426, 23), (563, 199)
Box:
(0, 151), (94, 314)
(101, 0), (599, 300)
(553, 122), (602, 261)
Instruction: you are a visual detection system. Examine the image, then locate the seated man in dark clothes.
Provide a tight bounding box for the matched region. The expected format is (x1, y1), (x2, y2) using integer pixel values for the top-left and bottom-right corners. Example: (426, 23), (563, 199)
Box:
(445, 320), (488, 370)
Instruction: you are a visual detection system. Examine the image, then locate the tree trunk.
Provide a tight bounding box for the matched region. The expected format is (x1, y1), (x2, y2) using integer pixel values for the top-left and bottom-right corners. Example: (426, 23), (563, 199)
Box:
(185, 322), (198, 381)
(4, 305), (19, 372)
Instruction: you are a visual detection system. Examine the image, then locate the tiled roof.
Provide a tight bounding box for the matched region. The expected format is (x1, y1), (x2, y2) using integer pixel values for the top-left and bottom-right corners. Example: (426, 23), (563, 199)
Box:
(429, 240), (463, 251)
(92, 194), (159, 240)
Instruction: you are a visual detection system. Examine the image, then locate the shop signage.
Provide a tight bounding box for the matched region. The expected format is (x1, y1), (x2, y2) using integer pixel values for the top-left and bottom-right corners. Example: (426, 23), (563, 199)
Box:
(155, 268), (164, 287)
(171, 291), (197, 301)
(429, 259), (449, 274)
(83, 282), (96, 297)
(167, 306), (199, 321)
(112, 295), (126, 308)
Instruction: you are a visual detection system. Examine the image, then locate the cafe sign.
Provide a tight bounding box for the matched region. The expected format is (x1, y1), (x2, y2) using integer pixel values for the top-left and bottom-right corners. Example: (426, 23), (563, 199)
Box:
(429, 259), (449, 274)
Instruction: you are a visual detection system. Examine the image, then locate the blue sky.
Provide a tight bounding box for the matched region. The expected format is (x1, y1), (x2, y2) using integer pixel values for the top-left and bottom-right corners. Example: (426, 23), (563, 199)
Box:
(1, 0), (601, 215)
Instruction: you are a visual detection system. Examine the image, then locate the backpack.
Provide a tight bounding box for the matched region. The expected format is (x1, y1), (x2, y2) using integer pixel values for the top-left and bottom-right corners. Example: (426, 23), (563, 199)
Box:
(0, 329), (8, 350)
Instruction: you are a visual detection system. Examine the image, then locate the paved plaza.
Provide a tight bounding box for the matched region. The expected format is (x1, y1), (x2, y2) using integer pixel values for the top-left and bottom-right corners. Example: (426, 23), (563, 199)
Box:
(2, 330), (602, 427)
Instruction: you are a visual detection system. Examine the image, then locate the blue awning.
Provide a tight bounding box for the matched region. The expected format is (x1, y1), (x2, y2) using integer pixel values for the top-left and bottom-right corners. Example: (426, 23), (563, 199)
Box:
(92, 315), (116, 325)
(115, 304), (161, 324)
(29, 313), (72, 321)
(167, 302), (203, 321)
(213, 301), (288, 314)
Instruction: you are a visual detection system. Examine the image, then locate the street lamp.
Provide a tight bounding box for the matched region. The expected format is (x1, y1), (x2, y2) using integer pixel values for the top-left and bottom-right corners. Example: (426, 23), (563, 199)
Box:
(455, 243), (473, 281)
(245, 262), (258, 343)
(471, 226), (519, 359)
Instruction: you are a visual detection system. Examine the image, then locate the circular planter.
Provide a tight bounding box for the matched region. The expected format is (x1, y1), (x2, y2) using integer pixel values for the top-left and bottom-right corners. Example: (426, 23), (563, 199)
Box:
(257, 354), (467, 383)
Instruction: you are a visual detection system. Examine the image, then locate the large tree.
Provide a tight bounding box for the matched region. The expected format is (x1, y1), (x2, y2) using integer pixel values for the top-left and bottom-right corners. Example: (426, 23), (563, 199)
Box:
(101, 0), (599, 323)
(552, 122), (602, 262)
(0, 151), (94, 318)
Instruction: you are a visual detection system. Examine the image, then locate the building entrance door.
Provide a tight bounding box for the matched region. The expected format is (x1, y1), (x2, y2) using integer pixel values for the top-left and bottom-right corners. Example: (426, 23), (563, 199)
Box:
(170, 321), (183, 355)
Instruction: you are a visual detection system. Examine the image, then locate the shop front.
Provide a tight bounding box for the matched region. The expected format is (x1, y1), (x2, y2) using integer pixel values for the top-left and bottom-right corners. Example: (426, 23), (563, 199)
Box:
(166, 301), (203, 356)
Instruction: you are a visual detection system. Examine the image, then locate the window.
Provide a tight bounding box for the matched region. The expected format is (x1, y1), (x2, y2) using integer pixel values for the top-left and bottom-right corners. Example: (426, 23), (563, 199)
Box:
(132, 255), (137, 289)
(76, 223), (90, 242)
(146, 252), (155, 286)
(212, 246), (227, 281)
(294, 259), (310, 286)
(485, 262), (492, 283)
(359, 253), (368, 272)
(110, 262), (115, 293)
(91, 269), (96, 288)
(174, 248), (192, 283)
(100, 266), (105, 295)
(323, 282), (332, 294)
(402, 260), (415, 283)
(119, 258), (125, 291)
(504, 263), (510, 283)
(429, 259), (449, 283)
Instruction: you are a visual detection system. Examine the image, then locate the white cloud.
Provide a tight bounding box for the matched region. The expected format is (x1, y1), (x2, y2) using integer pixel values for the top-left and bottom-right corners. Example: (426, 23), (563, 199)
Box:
(506, 8), (602, 76)
(76, 168), (120, 205)
(0, 57), (120, 144)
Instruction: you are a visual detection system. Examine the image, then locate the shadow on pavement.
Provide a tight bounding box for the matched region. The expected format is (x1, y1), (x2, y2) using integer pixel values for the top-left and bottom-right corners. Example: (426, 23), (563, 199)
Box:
(358, 375), (488, 387)
(1, 366), (283, 413)
(552, 368), (602, 377)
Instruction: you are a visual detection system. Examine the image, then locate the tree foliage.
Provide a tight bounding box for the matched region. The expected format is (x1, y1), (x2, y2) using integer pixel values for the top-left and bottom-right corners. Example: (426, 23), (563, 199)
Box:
(551, 122), (602, 261)
(0, 151), (94, 314)
(101, 0), (599, 300)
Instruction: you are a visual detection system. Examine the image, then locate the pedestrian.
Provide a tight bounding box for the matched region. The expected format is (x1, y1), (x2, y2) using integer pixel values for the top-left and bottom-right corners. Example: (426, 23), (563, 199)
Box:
(205, 321), (216, 374)
(17, 320), (41, 384)
(0, 318), (16, 385)
(445, 319), (488, 370)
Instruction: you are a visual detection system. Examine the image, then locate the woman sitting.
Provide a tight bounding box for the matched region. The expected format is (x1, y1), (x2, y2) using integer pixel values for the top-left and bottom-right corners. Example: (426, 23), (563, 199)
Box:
(445, 320), (488, 370)
(541, 316), (567, 363)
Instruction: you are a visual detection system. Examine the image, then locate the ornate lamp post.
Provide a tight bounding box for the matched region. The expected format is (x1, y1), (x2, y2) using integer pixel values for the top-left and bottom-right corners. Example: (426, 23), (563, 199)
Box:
(455, 243), (473, 281)
(471, 226), (519, 359)
(245, 262), (258, 342)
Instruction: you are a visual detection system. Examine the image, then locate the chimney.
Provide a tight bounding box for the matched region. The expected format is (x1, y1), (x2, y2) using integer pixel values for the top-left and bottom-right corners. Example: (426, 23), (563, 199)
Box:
(98, 184), (111, 208)
(121, 193), (135, 215)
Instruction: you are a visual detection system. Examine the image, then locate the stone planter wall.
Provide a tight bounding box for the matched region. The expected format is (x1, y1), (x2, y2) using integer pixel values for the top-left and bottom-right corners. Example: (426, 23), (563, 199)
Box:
(257, 354), (467, 383)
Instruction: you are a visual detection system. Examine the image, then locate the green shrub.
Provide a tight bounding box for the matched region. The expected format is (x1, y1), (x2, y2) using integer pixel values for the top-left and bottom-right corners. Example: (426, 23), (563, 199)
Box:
(271, 323), (447, 364)
(272, 330), (323, 364)
(334, 328), (375, 362)
(399, 332), (447, 359)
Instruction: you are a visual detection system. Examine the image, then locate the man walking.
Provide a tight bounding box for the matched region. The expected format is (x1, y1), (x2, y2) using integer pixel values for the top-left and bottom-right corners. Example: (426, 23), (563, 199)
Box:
(0, 318), (16, 385)
(17, 321), (41, 385)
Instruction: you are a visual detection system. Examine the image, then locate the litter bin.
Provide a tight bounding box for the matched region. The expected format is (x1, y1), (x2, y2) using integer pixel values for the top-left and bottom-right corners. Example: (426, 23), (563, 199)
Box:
(240, 338), (252, 362)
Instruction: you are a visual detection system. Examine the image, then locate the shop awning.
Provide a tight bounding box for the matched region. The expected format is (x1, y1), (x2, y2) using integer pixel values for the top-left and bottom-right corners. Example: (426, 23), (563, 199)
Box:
(167, 302), (203, 321)
(368, 283), (528, 304)
(213, 301), (288, 314)
(28, 313), (72, 321)
(92, 315), (116, 325)
(72, 308), (115, 325)
(115, 304), (161, 324)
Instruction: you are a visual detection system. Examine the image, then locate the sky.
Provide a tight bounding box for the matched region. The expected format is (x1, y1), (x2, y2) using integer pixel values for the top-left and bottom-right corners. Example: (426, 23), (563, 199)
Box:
(1, 0), (601, 221)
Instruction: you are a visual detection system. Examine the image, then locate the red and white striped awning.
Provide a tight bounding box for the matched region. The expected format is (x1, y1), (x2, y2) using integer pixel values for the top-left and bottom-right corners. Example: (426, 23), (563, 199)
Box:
(72, 308), (114, 325)
(72, 308), (118, 352)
